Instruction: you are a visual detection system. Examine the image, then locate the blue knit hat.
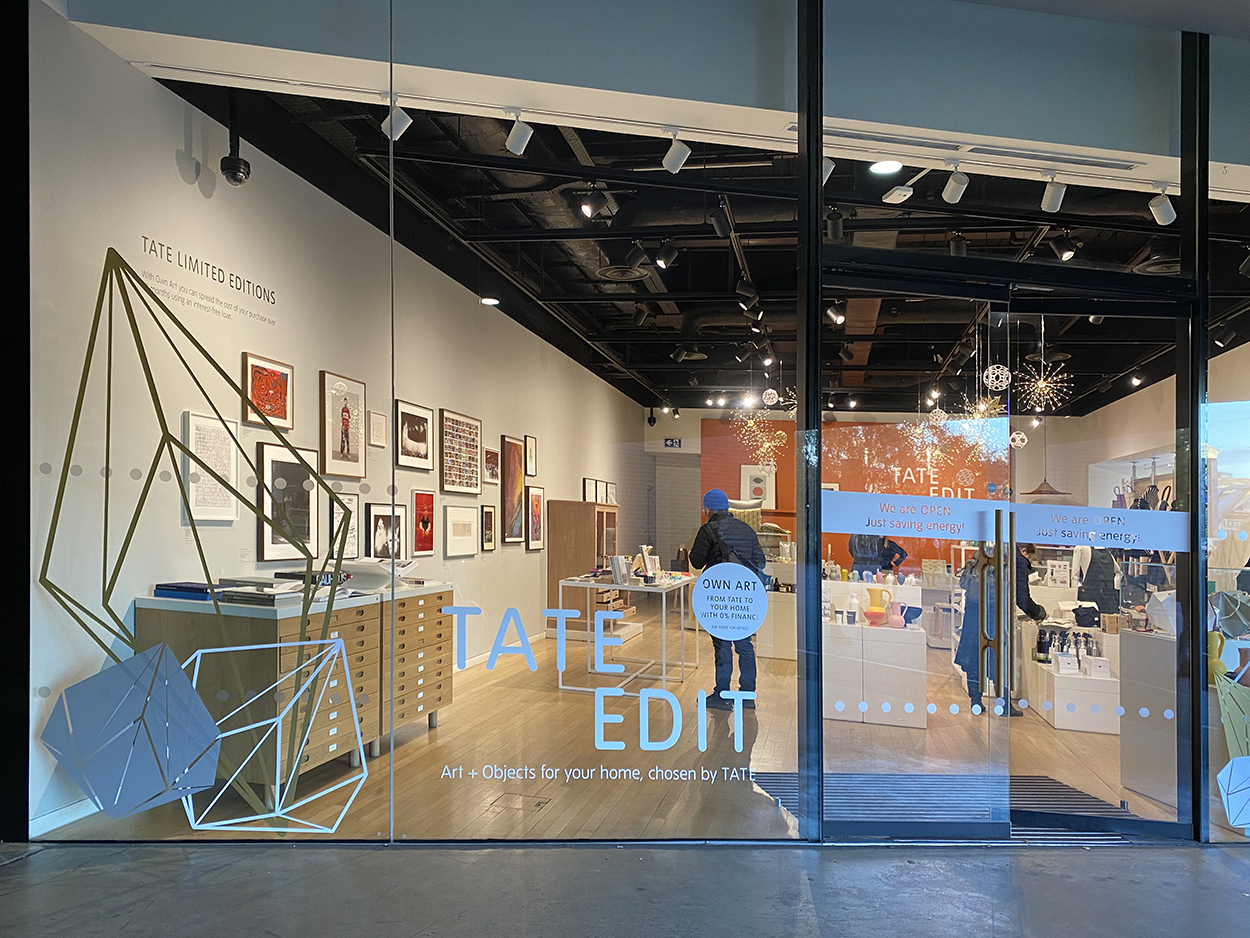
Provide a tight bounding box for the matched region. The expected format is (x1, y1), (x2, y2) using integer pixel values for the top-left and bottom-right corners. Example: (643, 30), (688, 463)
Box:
(702, 488), (729, 511)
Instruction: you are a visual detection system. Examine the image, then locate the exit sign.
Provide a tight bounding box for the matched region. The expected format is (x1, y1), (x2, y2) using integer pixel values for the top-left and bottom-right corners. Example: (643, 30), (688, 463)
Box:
(664, 438), (682, 448)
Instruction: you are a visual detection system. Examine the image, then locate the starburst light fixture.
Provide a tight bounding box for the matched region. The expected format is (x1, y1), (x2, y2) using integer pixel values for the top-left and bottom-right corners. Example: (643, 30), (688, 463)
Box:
(1015, 361), (1073, 412)
(731, 408), (789, 474)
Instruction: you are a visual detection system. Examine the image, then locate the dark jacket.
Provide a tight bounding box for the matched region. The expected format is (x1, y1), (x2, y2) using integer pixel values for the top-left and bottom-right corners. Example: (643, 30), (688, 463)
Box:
(690, 510), (767, 583)
(955, 550), (1044, 672)
(1077, 548), (1119, 614)
(879, 539), (908, 569)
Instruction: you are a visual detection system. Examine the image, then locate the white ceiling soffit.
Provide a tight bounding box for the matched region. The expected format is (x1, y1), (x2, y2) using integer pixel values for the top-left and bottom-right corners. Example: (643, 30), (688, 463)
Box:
(75, 21), (1250, 204)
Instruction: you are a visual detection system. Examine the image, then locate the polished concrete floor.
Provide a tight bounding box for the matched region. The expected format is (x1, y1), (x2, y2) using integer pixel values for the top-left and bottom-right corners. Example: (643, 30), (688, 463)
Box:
(1, 843), (1247, 937)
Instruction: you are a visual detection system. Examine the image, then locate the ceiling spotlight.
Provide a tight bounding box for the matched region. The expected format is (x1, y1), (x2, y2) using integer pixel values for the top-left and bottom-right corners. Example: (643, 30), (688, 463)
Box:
(847, 397), (858, 409)
(926, 397), (936, 407)
(1031, 417), (1042, 428)
(1050, 234), (1078, 262)
(662, 134), (692, 174)
(625, 243), (650, 269)
(380, 103), (413, 142)
(838, 345), (855, 363)
(742, 395), (755, 407)
(1148, 193), (1176, 226)
(928, 387), (941, 399)
(822, 157), (835, 185)
(825, 210), (844, 241)
(734, 348), (752, 363)
(580, 191), (609, 218)
(710, 207), (732, 238)
(761, 353), (774, 367)
(1088, 315), (1105, 325)
(1041, 174), (1067, 213)
(670, 347), (689, 362)
(882, 185), (913, 204)
(870, 160), (902, 174)
(504, 111), (534, 155)
(661, 404), (670, 414)
(479, 296), (500, 306)
(1238, 251), (1250, 279)
(825, 303), (846, 326)
(942, 171), (969, 204)
(749, 324), (762, 333)
(737, 280), (759, 310)
(1214, 325), (1237, 348)
(688, 374), (699, 387)
(1096, 378), (1113, 393)
(631, 303), (649, 326)
(717, 396), (726, 406)
(1131, 375), (1143, 386)
(221, 89), (251, 186)
(655, 242), (680, 269)
(948, 234), (968, 257)
(706, 396), (714, 406)
(672, 408), (681, 419)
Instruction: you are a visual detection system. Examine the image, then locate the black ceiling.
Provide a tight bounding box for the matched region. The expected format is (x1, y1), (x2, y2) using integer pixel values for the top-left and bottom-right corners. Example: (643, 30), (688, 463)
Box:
(165, 81), (1250, 418)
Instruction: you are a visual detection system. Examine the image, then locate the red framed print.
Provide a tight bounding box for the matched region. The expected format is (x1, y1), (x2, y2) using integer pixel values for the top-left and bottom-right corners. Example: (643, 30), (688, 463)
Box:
(412, 489), (435, 557)
(242, 352), (294, 431)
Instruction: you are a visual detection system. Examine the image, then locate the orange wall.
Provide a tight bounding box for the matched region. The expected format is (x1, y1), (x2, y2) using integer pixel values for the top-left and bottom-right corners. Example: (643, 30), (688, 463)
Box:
(700, 417), (1010, 572)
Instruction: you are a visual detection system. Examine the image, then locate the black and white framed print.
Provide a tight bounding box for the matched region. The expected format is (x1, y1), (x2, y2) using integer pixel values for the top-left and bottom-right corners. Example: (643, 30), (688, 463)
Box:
(183, 411), (239, 522)
(368, 410), (387, 448)
(256, 442), (320, 561)
(329, 492), (359, 561)
(583, 477), (595, 502)
(395, 399), (433, 471)
(365, 502), (407, 561)
(445, 504), (478, 558)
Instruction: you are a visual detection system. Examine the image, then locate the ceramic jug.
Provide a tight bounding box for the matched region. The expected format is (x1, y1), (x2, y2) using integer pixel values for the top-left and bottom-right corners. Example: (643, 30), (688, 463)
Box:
(887, 600), (907, 629)
(864, 586), (891, 626)
(1208, 631), (1225, 685)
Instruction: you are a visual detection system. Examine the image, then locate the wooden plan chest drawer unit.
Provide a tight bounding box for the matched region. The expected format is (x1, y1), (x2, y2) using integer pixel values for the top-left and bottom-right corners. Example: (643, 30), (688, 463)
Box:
(381, 590), (454, 734)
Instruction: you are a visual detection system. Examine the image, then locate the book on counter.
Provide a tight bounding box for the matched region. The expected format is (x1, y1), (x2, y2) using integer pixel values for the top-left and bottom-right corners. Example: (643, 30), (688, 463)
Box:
(153, 581), (224, 601)
(219, 584), (348, 606)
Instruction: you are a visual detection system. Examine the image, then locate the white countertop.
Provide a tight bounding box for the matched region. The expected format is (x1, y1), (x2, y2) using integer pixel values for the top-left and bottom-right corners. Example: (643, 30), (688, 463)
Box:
(135, 582), (447, 620)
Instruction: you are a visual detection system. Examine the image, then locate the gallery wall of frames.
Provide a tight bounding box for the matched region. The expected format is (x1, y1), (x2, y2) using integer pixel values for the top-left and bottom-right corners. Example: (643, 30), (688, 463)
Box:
(27, 8), (644, 834)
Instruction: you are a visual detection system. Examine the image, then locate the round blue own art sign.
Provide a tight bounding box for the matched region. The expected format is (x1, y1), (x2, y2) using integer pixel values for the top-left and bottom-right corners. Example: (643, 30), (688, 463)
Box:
(691, 562), (768, 641)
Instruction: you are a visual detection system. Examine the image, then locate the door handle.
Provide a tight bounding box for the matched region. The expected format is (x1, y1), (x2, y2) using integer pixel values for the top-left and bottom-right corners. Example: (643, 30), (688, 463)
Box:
(976, 509), (1015, 704)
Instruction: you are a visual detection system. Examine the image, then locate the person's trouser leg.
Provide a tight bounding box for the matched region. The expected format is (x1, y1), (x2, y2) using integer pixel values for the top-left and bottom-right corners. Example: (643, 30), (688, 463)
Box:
(735, 636), (756, 693)
(712, 637), (733, 696)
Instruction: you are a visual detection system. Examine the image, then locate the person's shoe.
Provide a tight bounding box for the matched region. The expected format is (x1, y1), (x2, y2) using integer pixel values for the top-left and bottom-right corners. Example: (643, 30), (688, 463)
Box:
(706, 694), (733, 711)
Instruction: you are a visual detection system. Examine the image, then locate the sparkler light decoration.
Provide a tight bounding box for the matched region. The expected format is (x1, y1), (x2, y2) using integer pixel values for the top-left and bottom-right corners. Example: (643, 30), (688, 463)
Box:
(1015, 360), (1073, 412)
(731, 408), (789, 475)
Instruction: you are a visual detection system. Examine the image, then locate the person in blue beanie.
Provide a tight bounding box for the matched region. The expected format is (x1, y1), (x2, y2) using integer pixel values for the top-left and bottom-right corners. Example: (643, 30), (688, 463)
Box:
(689, 488), (767, 710)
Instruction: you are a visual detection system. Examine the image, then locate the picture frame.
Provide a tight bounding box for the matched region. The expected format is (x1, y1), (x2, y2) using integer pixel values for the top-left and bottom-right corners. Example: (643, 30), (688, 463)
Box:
(320, 371), (366, 478)
(329, 492), (359, 561)
(525, 485), (545, 551)
(481, 504), (497, 551)
(365, 502), (407, 561)
(583, 477), (595, 502)
(483, 447), (501, 485)
(182, 411), (239, 522)
(596, 480), (608, 504)
(411, 489), (435, 557)
(242, 352), (294, 431)
(439, 408), (482, 494)
(445, 504), (478, 558)
(368, 410), (387, 448)
(256, 442), (320, 561)
(606, 482), (618, 506)
(394, 399), (434, 471)
(740, 464), (776, 510)
(524, 435), (538, 477)
(501, 435), (525, 543)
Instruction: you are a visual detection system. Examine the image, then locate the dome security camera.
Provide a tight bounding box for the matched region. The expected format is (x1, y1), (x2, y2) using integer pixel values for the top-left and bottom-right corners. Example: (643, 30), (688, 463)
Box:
(220, 155), (251, 187)
(647, 414), (657, 427)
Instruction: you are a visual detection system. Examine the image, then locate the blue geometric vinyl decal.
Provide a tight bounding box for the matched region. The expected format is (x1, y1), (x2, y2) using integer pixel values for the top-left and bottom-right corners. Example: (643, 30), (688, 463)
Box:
(1216, 756), (1250, 833)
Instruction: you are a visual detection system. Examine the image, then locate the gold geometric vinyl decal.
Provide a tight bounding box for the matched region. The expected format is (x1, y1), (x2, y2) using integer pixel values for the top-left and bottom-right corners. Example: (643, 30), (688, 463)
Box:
(38, 249), (356, 829)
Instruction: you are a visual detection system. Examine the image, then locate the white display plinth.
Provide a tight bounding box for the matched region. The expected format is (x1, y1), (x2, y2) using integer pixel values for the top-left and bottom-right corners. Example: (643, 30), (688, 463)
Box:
(822, 619), (928, 729)
(1021, 658), (1120, 734)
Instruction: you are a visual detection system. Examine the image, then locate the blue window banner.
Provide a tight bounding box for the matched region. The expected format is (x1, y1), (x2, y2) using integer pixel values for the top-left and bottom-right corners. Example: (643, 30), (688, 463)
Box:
(821, 490), (1190, 553)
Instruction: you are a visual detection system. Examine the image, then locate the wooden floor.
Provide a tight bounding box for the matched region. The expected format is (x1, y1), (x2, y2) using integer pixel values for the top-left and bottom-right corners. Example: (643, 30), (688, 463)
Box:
(47, 603), (1242, 840)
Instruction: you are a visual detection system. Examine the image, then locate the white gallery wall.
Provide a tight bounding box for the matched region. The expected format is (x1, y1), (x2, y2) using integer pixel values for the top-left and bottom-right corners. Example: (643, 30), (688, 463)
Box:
(28, 2), (644, 833)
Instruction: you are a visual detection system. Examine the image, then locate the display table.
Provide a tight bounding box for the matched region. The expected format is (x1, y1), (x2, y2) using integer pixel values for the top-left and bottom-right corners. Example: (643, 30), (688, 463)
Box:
(822, 619), (928, 728)
(556, 575), (696, 696)
(824, 580), (923, 620)
(754, 590), (796, 660)
(1017, 618), (1119, 734)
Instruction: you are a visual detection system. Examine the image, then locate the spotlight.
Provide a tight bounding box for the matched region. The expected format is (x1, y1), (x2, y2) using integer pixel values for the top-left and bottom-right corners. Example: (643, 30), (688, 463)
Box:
(717, 396), (726, 406)
(882, 185), (913, 204)
(1239, 251), (1250, 279)
(825, 210), (844, 241)
(662, 135), (692, 174)
(710, 207), (732, 238)
(734, 348), (752, 363)
(580, 191), (609, 218)
(761, 353), (774, 367)
(1149, 192), (1177, 226)
(948, 234), (968, 257)
(1088, 315), (1105, 325)
(1096, 378), (1113, 393)
(655, 242), (680, 269)
(221, 89), (251, 186)
(742, 395), (755, 407)
(749, 324), (762, 333)
(647, 408), (657, 427)
(825, 302), (846, 326)
(631, 304), (649, 326)
(926, 398), (936, 407)
(1031, 417), (1041, 428)
(1050, 234), (1078, 262)
(661, 404), (671, 414)
(480, 296), (500, 306)
(942, 171), (969, 204)
(870, 160), (902, 174)
(688, 374), (699, 387)
(625, 243), (650, 269)
(672, 408), (681, 419)
(1131, 375), (1143, 386)
(380, 104), (413, 142)
(839, 345), (855, 363)
(822, 157), (835, 185)
(1034, 405), (1043, 413)
(707, 396), (714, 406)
(670, 347), (689, 362)
(1041, 176), (1067, 213)
(737, 280), (758, 311)
(847, 397), (858, 409)
(504, 113), (533, 155)
(928, 387), (940, 399)
(1214, 325), (1237, 348)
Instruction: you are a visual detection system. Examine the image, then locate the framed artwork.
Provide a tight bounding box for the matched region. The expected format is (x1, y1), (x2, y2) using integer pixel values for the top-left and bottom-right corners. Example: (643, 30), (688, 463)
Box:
(439, 408), (482, 494)
(525, 485), (545, 551)
(411, 489), (435, 557)
(582, 478), (595, 502)
(501, 435), (525, 543)
(445, 504), (478, 558)
(368, 411), (387, 448)
(606, 482), (618, 505)
(329, 492), (359, 560)
(596, 480), (608, 504)
(365, 502), (407, 561)
(740, 464), (776, 510)
(395, 399), (433, 471)
(182, 411), (239, 522)
(320, 371), (366, 478)
(483, 447), (501, 485)
(256, 442), (320, 561)
(524, 435), (538, 477)
(481, 504), (497, 551)
(242, 352), (293, 431)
